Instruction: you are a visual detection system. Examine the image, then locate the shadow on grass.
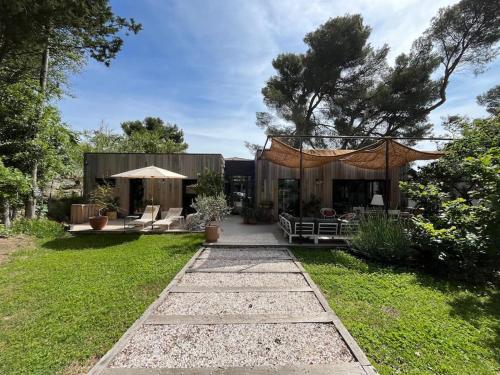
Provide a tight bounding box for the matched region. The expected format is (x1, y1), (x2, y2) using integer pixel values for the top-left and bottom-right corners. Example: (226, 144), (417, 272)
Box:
(448, 291), (500, 362)
(41, 234), (142, 251)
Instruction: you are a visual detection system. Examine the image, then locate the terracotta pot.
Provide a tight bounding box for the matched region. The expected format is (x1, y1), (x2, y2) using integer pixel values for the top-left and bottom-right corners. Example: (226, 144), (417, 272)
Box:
(205, 224), (219, 243)
(105, 211), (117, 220)
(89, 215), (108, 230)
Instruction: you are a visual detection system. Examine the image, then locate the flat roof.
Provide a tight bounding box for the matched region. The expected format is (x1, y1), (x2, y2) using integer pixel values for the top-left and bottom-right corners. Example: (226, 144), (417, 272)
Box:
(84, 152), (224, 157)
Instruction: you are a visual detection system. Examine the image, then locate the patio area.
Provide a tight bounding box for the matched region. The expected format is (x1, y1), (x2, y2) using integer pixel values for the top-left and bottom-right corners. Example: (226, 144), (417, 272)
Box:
(217, 215), (288, 246)
(68, 219), (197, 234)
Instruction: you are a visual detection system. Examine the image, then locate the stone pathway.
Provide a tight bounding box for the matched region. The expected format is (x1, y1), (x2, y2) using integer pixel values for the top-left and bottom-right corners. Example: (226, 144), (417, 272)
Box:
(89, 247), (376, 374)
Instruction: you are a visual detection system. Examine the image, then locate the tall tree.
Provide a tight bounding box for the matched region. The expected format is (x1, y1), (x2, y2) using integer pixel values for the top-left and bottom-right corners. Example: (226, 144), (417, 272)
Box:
(259, 15), (388, 147)
(0, 0), (142, 217)
(79, 117), (188, 154)
(477, 85), (500, 115)
(258, 0), (500, 148)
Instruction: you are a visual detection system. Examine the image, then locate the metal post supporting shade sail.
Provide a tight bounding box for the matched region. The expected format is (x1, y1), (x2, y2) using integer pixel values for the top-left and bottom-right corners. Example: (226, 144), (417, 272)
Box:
(111, 166), (187, 229)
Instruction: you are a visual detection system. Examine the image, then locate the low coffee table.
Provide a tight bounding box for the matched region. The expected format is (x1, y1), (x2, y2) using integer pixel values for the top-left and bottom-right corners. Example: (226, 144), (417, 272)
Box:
(124, 215), (140, 229)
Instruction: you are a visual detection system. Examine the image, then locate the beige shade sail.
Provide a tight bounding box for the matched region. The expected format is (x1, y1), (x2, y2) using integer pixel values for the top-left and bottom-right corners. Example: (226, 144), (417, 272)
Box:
(261, 138), (445, 169)
(110, 165), (187, 179)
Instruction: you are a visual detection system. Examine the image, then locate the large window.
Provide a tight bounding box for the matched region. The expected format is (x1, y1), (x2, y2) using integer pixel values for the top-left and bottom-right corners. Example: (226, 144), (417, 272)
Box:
(225, 175), (254, 213)
(332, 179), (387, 213)
(278, 179), (300, 215)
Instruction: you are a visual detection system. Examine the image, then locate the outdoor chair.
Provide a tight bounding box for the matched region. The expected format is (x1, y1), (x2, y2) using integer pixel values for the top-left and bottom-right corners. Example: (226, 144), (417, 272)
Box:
(154, 208), (184, 230)
(338, 212), (357, 222)
(129, 205), (160, 228)
(320, 208), (336, 219)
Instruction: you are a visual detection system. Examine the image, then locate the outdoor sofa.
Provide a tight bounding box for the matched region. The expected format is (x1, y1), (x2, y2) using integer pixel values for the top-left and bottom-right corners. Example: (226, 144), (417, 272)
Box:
(278, 213), (359, 244)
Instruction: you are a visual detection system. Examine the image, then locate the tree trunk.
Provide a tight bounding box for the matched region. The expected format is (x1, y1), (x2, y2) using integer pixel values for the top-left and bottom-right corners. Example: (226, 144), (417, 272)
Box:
(10, 205), (18, 222)
(26, 43), (50, 219)
(3, 202), (11, 228)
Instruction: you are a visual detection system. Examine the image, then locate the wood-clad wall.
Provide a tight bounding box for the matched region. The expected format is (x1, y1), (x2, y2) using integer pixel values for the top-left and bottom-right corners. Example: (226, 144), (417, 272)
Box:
(256, 159), (403, 218)
(84, 153), (224, 214)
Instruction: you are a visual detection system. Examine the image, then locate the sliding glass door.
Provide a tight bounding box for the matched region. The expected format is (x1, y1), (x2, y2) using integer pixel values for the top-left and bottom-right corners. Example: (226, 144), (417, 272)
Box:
(278, 179), (300, 215)
(332, 179), (386, 213)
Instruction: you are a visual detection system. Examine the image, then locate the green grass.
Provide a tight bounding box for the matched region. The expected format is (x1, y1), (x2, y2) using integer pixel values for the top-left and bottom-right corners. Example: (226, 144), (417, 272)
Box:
(0, 233), (203, 375)
(293, 248), (499, 375)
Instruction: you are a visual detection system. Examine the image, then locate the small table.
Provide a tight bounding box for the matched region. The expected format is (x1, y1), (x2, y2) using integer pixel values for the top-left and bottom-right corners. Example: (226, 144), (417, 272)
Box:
(124, 215), (140, 229)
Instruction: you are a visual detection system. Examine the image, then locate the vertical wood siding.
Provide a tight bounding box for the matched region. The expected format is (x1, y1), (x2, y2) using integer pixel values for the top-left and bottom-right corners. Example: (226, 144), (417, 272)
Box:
(256, 159), (403, 218)
(84, 153), (224, 214)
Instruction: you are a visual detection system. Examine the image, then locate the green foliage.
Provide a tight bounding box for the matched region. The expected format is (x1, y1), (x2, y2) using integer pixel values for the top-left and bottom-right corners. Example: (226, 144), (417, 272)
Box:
(191, 194), (231, 226)
(401, 115), (500, 282)
(0, 80), (79, 192)
(0, 224), (12, 237)
(477, 85), (500, 115)
(80, 117), (188, 154)
(0, 234), (202, 374)
(89, 182), (120, 215)
(194, 169), (224, 196)
(10, 218), (65, 238)
(351, 217), (413, 263)
(294, 249), (500, 375)
(0, 0), (141, 89)
(0, 159), (30, 207)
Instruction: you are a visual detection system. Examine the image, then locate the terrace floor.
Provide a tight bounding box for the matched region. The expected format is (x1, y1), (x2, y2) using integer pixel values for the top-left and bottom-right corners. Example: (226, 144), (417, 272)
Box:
(68, 219), (195, 234)
(217, 215), (289, 246)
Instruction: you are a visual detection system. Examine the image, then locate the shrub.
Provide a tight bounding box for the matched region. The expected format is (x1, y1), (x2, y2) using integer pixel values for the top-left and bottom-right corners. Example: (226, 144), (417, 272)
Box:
(351, 217), (413, 263)
(11, 218), (65, 238)
(0, 224), (12, 237)
(191, 194), (231, 227)
(401, 116), (500, 283)
(47, 195), (85, 222)
(90, 183), (120, 215)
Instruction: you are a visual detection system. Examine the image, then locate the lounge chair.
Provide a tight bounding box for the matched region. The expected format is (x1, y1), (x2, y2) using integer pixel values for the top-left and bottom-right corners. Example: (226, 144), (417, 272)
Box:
(154, 208), (184, 230)
(129, 205), (160, 228)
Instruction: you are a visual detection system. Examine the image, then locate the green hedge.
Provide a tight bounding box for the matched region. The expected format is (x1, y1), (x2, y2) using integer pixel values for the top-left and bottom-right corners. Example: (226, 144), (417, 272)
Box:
(11, 218), (65, 238)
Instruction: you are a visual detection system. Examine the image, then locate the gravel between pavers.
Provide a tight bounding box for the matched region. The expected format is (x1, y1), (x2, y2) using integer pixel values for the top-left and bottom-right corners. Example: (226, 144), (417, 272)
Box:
(178, 272), (310, 288)
(156, 291), (325, 315)
(110, 323), (354, 368)
(198, 248), (291, 259)
(191, 258), (299, 272)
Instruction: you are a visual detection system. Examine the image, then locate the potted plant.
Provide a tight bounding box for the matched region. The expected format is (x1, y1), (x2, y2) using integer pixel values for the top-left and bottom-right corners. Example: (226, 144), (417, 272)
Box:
(191, 193), (231, 242)
(89, 184), (118, 230)
(104, 196), (120, 220)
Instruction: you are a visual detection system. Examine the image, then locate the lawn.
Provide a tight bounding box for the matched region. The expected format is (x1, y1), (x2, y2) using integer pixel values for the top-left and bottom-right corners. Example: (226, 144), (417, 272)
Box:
(0, 233), (203, 375)
(293, 248), (499, 375)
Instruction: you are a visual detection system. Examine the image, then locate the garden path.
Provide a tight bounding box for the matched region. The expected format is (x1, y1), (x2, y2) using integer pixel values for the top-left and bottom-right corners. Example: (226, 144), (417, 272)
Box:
(89, 247), (375, 374)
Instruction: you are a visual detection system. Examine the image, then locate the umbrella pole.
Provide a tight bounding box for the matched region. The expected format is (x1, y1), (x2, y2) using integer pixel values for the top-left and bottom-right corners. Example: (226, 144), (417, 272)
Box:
(151, 179), (154, 230)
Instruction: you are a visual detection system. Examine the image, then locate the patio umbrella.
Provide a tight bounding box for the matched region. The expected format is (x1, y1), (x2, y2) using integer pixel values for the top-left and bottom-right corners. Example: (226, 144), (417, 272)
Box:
(111, 166), (187, 229)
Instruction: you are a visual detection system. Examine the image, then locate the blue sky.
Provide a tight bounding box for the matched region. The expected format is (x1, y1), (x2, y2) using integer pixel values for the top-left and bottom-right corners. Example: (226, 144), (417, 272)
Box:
(58, 0), (498, 157)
